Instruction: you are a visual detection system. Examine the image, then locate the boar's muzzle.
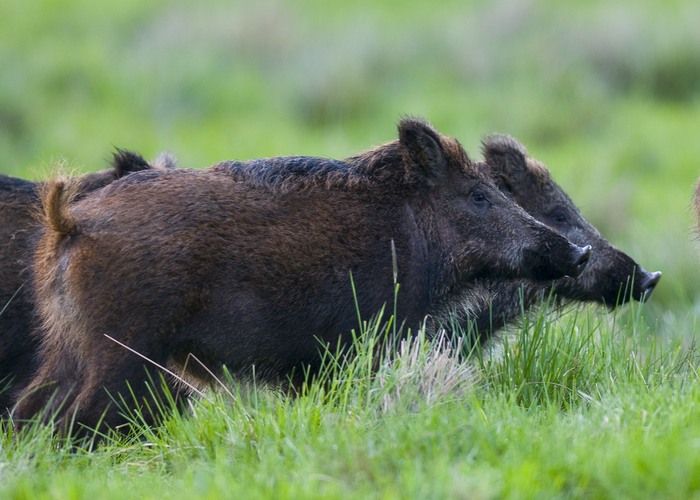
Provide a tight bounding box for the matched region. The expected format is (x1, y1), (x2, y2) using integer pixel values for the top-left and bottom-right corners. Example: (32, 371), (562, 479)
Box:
(524, 241), (592, 282)
(571, 244), (592, 278)
(636, 269), (662, 302)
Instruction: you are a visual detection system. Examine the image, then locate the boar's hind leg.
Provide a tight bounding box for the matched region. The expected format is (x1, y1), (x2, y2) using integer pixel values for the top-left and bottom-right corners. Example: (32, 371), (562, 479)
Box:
(11, 357), (81, 431)
(57, 352), (176, 439)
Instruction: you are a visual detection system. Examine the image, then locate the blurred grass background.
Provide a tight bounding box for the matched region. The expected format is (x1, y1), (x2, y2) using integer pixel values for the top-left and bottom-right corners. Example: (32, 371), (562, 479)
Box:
(2, 0), (699, 337)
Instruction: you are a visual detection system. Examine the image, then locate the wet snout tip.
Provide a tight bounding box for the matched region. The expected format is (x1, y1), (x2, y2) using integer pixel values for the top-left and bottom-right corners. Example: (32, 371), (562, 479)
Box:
(640, 271), (662, 302)
(569, 244), (592, 278)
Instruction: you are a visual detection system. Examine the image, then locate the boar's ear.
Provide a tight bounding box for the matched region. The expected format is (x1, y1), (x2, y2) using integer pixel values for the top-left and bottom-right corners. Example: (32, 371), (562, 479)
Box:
(152, 152), (177, 170)
(398, 118), (448, 180)
(481, 134), (529, 192)
(112, 149), (152, 177)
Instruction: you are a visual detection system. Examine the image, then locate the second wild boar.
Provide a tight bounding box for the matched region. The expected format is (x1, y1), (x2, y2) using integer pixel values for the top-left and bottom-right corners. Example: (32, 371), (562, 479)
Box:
(460, 135), (661, 338)
(0, 150), (174, 415)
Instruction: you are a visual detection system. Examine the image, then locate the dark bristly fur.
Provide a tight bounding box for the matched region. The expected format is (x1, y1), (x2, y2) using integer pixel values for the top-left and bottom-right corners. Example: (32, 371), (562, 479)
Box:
(14, 118), (591, 437)
(0, 150), (175, 416)
(465, 134), (661, 338)
(0, 175), (40, 415)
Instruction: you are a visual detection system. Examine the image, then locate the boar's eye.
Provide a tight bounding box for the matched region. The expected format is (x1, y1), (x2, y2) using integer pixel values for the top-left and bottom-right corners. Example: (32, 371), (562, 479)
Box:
(470, 190), (491, 210)
(550, 209), (570, 226)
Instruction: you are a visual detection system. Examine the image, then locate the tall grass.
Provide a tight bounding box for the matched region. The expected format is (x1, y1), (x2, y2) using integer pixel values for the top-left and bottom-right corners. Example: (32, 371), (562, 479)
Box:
(2, 299), (698, 498)
(478, 306), (698, 408)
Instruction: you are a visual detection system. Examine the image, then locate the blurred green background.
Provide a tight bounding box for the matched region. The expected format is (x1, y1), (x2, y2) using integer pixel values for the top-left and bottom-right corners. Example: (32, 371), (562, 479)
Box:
(2, 0), (699, 337)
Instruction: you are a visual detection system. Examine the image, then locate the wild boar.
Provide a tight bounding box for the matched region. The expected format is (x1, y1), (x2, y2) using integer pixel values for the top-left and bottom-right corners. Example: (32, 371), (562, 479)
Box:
(0, 150), (174, 415)
(458, 135), (661, 338)
(13, 118), (590, 436)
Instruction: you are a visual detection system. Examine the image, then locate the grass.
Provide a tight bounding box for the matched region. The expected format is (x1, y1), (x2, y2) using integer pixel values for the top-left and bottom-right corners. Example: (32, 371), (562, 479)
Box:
(2, 0), (700, 497)
(2, 304), (698, 498)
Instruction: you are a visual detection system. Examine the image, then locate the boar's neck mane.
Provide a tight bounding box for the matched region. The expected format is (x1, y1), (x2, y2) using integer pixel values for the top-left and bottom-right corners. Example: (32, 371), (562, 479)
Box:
(211, 140), (408, 194)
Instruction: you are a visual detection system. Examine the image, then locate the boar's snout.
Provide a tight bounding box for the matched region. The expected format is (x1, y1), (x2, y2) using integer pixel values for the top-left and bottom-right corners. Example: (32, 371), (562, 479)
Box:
(570, 244), (592, 278)
(524, 239), (592, 282)
(636, 269), (662, 302)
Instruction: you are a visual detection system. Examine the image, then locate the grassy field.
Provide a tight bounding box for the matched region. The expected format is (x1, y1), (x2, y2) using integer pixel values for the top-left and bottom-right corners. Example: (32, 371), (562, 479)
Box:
(2, 0), (700, 498)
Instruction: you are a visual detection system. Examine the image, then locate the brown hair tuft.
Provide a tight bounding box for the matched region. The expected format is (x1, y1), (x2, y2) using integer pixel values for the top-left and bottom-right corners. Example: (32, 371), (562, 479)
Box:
(36, 177), (80, 237)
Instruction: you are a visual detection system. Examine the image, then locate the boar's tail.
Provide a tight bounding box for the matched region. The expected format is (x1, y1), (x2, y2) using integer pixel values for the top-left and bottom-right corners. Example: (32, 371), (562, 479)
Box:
(37, 177), (80, 238)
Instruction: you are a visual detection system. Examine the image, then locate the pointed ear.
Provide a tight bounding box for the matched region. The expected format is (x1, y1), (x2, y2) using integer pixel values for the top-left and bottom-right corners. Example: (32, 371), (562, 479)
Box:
(398, 117), (447, 179)
(152, 152), (177, 170)
(112, 149), (151, 178)
(481, 134), (529, 191)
